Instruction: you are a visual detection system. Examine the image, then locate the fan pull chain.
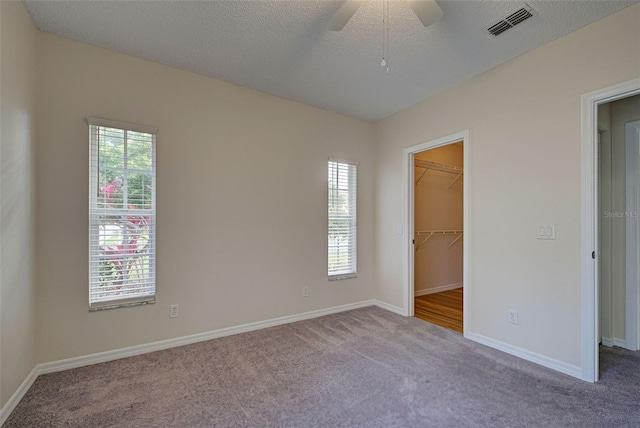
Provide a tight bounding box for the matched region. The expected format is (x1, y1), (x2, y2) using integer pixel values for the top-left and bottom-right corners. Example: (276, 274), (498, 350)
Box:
(381, 0), (389, 73)
(386, 0), (390, 73)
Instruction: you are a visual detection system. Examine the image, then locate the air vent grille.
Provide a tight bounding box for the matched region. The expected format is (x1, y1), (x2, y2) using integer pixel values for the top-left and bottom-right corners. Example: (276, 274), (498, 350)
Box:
(506, 8), (533, 26)
(487, 21), (512, 37)
(485, 4), (537, 37)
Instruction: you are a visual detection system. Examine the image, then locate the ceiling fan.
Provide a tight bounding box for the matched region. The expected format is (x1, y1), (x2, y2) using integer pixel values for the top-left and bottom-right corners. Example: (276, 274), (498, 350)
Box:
(328, 0), (443, 31)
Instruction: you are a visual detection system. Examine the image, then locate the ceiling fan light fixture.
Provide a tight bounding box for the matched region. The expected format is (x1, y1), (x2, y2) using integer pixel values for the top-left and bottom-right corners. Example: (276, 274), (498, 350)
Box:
(407, 0), (444, 28)
(327, 0), (366, 31)
(327, 0), (443, 32)
(327, 0), (444, 74)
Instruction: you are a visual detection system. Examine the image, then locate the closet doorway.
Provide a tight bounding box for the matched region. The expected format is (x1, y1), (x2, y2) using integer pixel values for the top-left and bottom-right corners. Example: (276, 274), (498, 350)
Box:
(580, 77), (640, 381)
(413, 143), (464, 332)
(403, 131), (469, 335)
(597, 94), (640, 352)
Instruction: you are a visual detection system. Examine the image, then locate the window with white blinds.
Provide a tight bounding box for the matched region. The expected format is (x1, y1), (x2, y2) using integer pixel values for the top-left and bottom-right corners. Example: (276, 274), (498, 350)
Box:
(328, 159), (357, 280)
(88, 118), (156, 310)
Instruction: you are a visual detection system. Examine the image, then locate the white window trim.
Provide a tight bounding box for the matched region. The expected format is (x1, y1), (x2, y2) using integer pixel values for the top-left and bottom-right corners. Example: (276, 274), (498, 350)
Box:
(88, 118), (157, 311)
(88, 117), (157, 135)
(328, 157), (358, 281)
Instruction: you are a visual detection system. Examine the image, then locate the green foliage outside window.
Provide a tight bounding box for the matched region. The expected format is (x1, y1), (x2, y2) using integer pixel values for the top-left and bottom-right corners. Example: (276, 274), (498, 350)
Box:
(98, 129), (152, 209)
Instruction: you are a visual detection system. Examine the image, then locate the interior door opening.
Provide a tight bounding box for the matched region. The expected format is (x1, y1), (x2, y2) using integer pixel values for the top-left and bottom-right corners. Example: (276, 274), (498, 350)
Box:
(403, 131), (469, 336)
(413, 143), (464, 332)
(598, 95), (640, 356)
(580, 78), (640, 382)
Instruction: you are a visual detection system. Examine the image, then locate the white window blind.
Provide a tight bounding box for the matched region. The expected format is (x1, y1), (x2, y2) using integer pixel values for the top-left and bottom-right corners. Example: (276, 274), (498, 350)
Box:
(88, 118), (157, 310)
(328, 159), (357, 280)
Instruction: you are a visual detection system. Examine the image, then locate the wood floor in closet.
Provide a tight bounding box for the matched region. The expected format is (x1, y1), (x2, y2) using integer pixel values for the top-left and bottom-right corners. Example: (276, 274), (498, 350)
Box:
(414, 288), (463, 333)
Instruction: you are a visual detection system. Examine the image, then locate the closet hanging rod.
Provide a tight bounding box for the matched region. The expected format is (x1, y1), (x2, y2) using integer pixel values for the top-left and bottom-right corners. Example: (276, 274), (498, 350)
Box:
(414, 159), (463, 175)
(415, 230), (463, 235)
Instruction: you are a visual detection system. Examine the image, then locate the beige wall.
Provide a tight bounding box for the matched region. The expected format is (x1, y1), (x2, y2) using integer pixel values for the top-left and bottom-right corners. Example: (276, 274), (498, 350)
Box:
(0, 1), (38, 408)
(600, 95), (640, 343)
(36, 33), (375, 363)
(414, 144), (463, 293)
(374, 4), (640, 367)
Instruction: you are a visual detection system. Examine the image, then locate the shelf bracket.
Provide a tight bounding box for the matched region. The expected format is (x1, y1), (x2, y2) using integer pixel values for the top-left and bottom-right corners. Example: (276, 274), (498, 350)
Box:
(415, 167), (430, 185)
(448, 233), (463, 247)
(447, 172), (463, 189)
(416, 232), (434, 251)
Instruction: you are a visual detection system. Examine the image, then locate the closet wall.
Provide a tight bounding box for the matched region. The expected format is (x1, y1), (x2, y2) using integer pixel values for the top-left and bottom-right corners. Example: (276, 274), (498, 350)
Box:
(414, 143), (463, 295)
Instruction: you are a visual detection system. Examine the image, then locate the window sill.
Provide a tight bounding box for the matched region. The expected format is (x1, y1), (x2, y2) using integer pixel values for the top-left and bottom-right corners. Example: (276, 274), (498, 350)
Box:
(328, 273), (357, 281)
(89, 298), (155, 312)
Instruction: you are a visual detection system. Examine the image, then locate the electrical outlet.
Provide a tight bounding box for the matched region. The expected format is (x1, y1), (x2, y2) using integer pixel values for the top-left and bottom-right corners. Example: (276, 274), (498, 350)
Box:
(170, 304), (179, 319)
(302, 287), (309, 297)
(508, 309), (518, 325)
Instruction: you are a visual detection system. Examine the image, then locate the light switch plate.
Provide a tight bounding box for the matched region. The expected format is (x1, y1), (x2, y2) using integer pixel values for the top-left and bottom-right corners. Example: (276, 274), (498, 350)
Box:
(546, 225), (556, 240)
(537, 224), (556, 240)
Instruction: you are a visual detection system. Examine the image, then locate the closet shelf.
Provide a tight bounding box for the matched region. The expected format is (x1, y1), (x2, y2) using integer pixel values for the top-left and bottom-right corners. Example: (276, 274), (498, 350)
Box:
(415, 159), (463, 187)
(414, 230), (463, 250)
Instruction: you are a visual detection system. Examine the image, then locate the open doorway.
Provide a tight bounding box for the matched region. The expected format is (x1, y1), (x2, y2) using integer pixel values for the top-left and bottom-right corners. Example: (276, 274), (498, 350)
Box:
(402, 131), (469, 335)
(598, 95), (640, 351)
(581, 78), (640, 382)
(413, 143), (464, 332)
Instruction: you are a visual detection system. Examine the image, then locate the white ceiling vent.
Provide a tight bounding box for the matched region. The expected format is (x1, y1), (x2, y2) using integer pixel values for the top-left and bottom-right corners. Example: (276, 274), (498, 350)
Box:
(485, 4), (538, 37)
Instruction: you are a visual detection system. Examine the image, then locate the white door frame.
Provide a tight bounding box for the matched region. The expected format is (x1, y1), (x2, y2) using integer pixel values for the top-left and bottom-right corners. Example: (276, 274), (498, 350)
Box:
(625, 120), (640, 351)
(581, 78), (640, 382)
(403, 130), (469, 336)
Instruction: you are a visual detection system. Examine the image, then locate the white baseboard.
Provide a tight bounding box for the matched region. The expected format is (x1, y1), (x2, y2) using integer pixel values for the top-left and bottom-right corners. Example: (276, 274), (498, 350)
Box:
(415, 283), (463, 297)
(0, 366), (39, 426)
(39, 299), (379, 375)
(465, 331), (583, 380)
(373, 299), (405, 315)
(614, 338), (628, 348)
(601, 337), (627, 349)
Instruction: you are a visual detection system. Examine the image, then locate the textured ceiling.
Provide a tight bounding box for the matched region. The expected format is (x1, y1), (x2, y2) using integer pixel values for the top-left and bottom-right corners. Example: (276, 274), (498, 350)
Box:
(24, 0), (638, 122)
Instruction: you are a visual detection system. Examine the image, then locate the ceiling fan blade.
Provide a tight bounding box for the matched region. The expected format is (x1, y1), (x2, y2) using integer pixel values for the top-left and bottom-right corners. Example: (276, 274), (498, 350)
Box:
(328, 0), (366, 31)
(407, 0), (443, 28)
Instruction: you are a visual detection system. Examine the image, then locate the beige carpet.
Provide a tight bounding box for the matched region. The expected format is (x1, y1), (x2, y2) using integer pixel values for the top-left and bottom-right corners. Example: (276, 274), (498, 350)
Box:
(5, 306), (640, 427)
